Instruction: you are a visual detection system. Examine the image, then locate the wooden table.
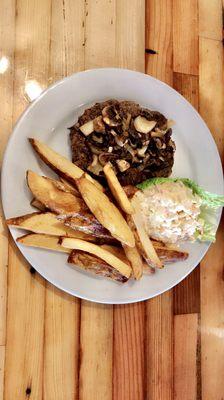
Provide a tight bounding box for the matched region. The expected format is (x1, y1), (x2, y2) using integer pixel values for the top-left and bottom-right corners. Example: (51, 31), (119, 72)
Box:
(0, 1), (223, 399)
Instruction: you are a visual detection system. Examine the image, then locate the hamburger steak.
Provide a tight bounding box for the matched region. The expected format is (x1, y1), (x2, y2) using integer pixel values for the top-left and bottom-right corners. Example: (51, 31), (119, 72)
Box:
(70, 100), (175, 186)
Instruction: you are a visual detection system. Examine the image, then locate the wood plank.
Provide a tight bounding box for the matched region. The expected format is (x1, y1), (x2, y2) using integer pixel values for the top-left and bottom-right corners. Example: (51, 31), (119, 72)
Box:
(199, 31), (224, 400)
(199, 37), (224, 159)
(145, 3), (173, 399)
(0, 0), (15, 353)
(146, 291), (173, 400)
(112, 3), (145, 399)
(79, 302), (113, 400)
(173, 267), (200, 315)
(173, 72), (200, 315)
(4, 1), (51, 398)
(84, 0), (116, 69)
(173, 72), (199, 110)
(0, 346), (5, 400)
(5, 239), (45, 400)
(43, 2), (84, 399)
(145, 0), (172, 84)
(115, 0), (145, 71)
(79, 3), (116, 400)
(199, 0), (223, 41)
(174, 314), (198, 400)
(113, 303), (145, 400)
(44, 287), (80, 400)
(173, 0), (199, 75)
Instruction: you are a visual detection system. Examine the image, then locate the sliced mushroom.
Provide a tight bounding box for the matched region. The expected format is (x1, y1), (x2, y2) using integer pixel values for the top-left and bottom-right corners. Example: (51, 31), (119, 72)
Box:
(151, 129), (165, 138)
(167, 119), (175, 129)
(137, 145), (148, 157)
(93, 116), (106, 133)
(102, 105), (122, 126)
(134, 116), (156, 134)
(114, 136), (128, 147)
(92, 134), (104, 144)
(87, 155), (104, 175)
(116, 159), (130, 172)
(80, 120), (94, 136)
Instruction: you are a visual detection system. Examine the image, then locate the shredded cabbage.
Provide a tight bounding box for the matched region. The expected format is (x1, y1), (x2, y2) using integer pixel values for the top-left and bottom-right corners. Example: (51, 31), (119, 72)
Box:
(137, 177), (224, 242)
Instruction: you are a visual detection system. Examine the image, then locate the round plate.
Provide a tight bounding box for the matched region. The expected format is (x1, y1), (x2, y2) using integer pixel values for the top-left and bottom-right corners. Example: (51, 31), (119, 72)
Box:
(2, 68), (223, 304)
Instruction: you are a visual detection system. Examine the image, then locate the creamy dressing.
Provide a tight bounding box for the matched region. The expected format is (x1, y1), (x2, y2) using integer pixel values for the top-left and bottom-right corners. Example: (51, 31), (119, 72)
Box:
(136, 181), (203, 243)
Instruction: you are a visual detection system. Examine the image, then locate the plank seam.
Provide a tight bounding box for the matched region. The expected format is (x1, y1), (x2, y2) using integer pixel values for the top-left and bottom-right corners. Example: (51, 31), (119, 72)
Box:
(199, 35), (223, 42)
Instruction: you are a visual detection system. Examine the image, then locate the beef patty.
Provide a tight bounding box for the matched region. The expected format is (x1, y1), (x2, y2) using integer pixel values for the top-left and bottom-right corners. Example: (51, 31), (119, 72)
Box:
(69, 100), (175, 186)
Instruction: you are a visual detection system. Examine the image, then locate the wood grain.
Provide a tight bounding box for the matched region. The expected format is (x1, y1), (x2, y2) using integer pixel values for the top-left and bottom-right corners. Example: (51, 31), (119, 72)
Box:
(113, 303), (145, 400)
(5, 240), (45, 400)
(199, 37), (224, 160)
(4, 1), (51, 398)
(174, 314), (198, 400)
(0, 346), (5, 400)
(173, 267), (200, 315)
(43, 2), (84, 399)
(173, 0), (199, 75)
(199, 0), (223, 41)
(146, 291), (173, 400)
(199, 32), (224, 399)
(44, 287), (80, 400)
(145, 0), (173, 85)
(173, 73), (199, 110)
(79, 302), (113, 400)
(115, 0), (145, 71)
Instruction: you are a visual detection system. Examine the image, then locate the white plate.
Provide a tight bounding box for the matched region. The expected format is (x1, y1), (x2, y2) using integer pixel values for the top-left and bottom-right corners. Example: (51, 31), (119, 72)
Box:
(2, 68), (223, 304)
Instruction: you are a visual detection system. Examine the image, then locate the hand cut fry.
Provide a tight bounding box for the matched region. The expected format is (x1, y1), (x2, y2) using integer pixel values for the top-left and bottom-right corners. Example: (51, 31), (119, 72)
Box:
(6, 211), (99, 241)
(122, 244), (143, 280)
(76, 177), (135, 247)
(151, 241), (189, 262)
(103, 163), (133, 214)
(61, 238), (132, 279)
(68, 250), (129, 282)
(29, 138), (103, 191)
(30, 198), (46, 211)
(130, 195), (163, 269)
(17, 233), (70, 252)
(63, 216), (117, 243)
(27, 170), (85, 217)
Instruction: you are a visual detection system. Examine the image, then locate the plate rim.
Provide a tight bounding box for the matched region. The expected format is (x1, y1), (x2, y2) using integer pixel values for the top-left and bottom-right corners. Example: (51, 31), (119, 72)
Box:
(1, 67), (223, 304)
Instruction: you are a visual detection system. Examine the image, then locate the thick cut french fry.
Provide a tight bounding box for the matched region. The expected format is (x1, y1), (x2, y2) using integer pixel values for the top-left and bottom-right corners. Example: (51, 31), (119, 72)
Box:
(103, 163), (133, 214)
(76, 177), (135, 247)
(27, 170), (85, 218)
(130, 195), (163, 269)
(68, 250), (129, 282)
(17, 233), (70, 252)
(29, 138), (103, 191)
(151, 241), (189, 262)
(61, 238), (132, 279)
(122, 244), (143, 280)
(6, 212), (99, 241)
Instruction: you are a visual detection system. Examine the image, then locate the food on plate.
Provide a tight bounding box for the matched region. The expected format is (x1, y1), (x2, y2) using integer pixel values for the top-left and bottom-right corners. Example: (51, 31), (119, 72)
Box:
(68, 251), (129, 282)
(122, 244), (143, 280)
(103, 162), (134, 214)
(62, 215), (115, 240)
(6, 212), (103, 241)
(29, 138), (103, 191)
(27, 170), (85, 217)
(129, 196), (163, 268)
(137, 177), (224, 243)
(69, 100), (175, 186)
(61, 238), (132, 280)
(76, 176), (135, 247)
(17, 233), (70, 253)
(30, 198), (46, 211)
(59, 178), (81, 197)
